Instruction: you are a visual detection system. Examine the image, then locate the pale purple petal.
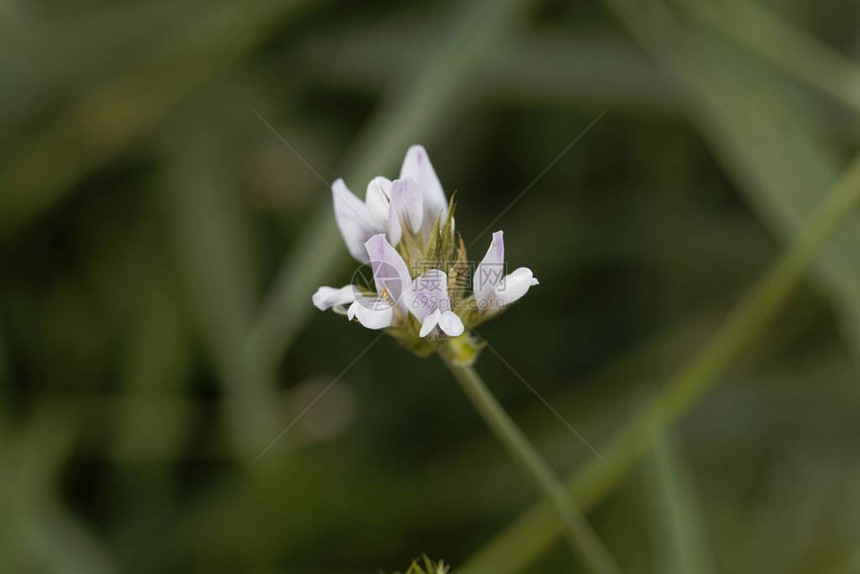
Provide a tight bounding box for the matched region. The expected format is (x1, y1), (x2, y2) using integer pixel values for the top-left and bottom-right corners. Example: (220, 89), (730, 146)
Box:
(438, 311), (464, 337)
(364, 234), (412, 315)
(312, 285), (356, 314)
(419, 309), (442, 338)
(473, 231), (505, 303)
(347, 297), (394, 330)
(332, 178), (378, 262)
(390, 178), (424, 234)
(400, 145), (447, 225)
(493, 267), (539, 306)
(407, 269), (448, 322)
(365, 177), (392, 228)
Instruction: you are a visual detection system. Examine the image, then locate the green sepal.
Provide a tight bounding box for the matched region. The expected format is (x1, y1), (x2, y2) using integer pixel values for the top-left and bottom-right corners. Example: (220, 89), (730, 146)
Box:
(387, 315), (440, 357)
(439, 193), (457, 264)
(383, 554), (452, 574)
(447, 232), (470, 302)
(424, 212), (443, 268)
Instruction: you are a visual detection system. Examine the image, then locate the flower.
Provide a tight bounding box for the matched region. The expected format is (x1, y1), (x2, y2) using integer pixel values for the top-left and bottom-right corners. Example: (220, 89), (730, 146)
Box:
(331, 145), (447, 262)
(410, 268), (464, 337)
(473, 231), (540, 308)
(313, 145), (539, 360)
(311, 285), (354, 315)
(347, 233), (414, 330)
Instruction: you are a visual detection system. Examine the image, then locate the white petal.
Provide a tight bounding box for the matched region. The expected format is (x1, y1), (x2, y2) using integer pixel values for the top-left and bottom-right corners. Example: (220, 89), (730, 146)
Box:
(332, 179), (378, 262)
(407, 269), (448, 322)
(438, 310), (464, 337)
(493, 267), (539, 306)
(365, 177), (392, 228)
(347, 298), (394, 330)
(390, 178), (423, 234)
(473, 230), (505, 303)
(331, 305), (351, 316)
(419, 309), (442, 338)
(400, 145), (447, 226)
(386, 201), (402, 246)
(312, 285), (356, 312)
(364, 234), (413, 315)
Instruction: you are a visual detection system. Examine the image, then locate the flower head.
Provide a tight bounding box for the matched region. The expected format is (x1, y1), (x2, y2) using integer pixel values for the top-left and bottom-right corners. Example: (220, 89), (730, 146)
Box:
(313, 145), (539, 362)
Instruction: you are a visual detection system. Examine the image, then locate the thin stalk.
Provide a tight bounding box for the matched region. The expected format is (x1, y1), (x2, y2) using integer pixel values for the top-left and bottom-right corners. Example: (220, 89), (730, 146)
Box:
(440, 357), (620, 574)
(460, 150), (860, 574)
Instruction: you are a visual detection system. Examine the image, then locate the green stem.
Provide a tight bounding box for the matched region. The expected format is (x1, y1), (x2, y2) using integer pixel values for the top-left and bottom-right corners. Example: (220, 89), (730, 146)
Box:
(440, 356), (620, 574)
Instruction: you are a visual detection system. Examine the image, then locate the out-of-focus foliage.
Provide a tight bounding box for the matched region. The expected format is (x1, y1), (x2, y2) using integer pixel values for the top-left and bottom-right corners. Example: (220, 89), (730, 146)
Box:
(2, 0), (860, 573)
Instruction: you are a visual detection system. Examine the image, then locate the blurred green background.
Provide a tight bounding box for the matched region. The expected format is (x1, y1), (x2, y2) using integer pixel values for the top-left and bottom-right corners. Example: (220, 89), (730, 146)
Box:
(3, 0), (860, 572)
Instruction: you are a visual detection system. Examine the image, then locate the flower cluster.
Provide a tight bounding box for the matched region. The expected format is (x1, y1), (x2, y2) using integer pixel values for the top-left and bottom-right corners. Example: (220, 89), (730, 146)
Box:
(313, 145), (538, 361)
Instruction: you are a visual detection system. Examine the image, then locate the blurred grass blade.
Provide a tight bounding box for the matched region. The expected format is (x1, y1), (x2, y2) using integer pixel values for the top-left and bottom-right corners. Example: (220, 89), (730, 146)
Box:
(110, 250), (192, 461)
(607, 0), (860, 363)
(300, 30), (678, 112)
(107, 256), (192, 568)
(645, 429), (714, 574)
(684, 0), (860, 118)
(460, 146), (860, 573)
(0, 0), (317, 236)
(243, 0), (543, 387)
(0, 407), (117, 573)
(160, 118), (280, 460)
